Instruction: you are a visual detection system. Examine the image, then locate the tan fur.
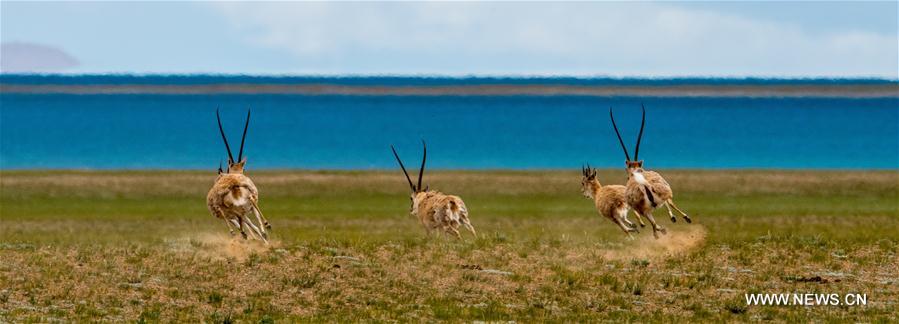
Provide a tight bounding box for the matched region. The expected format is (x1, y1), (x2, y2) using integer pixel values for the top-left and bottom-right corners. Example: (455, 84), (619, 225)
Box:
(581, 167), (638, 238)
(626, 169), (673, 210)
(209, 109), (270, 243)
(624, 162), (691, 238)
(207, 169), (268, 243)
(411, 190), (475, 238)
(608, 105), (692, 238)
(391, 142), (475, 239)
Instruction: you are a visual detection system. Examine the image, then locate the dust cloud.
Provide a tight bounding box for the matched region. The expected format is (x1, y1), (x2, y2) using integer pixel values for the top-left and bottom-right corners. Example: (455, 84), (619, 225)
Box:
(167, 233), (274, 261)
(602, 225), (707, 261)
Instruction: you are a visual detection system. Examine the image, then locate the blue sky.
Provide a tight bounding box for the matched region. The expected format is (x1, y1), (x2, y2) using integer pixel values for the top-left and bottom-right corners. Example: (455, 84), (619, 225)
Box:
(1, 1), (897, 77)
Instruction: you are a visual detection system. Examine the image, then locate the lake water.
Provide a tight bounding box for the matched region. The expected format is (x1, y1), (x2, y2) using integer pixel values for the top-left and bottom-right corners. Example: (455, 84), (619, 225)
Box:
(1, 78), (897, 170)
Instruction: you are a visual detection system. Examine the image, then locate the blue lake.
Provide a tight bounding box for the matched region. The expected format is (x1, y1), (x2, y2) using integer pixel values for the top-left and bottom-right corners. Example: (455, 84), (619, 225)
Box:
(1, 94), (897, 170)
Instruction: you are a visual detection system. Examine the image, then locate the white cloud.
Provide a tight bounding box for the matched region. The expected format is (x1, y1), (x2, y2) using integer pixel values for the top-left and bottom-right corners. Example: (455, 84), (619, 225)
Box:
(207, 2), (898, 77)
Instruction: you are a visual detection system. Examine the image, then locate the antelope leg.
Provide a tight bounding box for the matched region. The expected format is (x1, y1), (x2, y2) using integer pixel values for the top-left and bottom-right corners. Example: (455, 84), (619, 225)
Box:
(252, 201), (271, 230)
(449, 227), (462, 239)
(223, 218), (237, 236)
(642, 211), (666, 239)
(235, 216), (248, 239)
(665, 203), (677, 223)
(251, 205), (267, 235)
(242, 215), (267, 243)
(667, 199), (692, 223)
(612, 213), (637, 237)
(632, 210), (647, 227)
(621, 214), (636, 228)
(463, 222), (476, 236)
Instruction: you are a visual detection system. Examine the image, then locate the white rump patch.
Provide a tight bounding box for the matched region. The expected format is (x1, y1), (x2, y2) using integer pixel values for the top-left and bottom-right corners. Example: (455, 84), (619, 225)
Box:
(225, 187), (250, 207)
(633, 172), (649, 185)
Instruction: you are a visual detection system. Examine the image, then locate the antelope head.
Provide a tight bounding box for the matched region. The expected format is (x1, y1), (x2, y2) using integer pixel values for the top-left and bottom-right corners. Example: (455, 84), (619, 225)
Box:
(391, 140), (429, 213)
(580, 164), (599, 199)
(610, 105), (647, 179)
(216, 108), (252, 174)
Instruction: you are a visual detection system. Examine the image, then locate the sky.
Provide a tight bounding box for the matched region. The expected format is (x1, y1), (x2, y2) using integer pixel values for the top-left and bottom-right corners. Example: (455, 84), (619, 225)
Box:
(1, 1), (897, 78)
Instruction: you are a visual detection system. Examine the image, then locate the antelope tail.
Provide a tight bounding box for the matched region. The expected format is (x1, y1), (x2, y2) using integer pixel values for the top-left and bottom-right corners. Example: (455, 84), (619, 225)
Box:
(448, 200), (460, 213)
(230, 186), (243, 199)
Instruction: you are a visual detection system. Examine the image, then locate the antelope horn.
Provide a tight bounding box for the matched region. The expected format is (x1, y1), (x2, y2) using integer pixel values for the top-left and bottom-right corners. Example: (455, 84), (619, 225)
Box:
(391, 145), (415, 192)
(237, 109), (250, 163)
(417, 140), (426, 192)
(634, 104), (646, 161)
(216, 108), (234, 163)
(609, 107), (631, 161)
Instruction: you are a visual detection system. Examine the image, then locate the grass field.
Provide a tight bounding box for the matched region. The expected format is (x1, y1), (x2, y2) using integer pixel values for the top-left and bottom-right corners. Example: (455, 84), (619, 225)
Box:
(1, 170), (897, 322)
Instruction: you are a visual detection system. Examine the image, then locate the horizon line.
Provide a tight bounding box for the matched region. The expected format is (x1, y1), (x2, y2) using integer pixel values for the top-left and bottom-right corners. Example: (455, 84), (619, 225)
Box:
(1, 72), (898, 81)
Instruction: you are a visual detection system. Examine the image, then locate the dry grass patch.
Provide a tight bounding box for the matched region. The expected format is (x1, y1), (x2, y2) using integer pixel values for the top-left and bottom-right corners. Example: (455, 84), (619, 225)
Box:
(0, 170), (897, 321)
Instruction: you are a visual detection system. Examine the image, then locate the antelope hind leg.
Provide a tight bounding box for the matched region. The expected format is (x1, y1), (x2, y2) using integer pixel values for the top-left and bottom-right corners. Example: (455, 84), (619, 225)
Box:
(449, 226), (462, 239)
(252, 201), (271, 230)
(665, 203), (677, 223)
(223, 218), (238, 236)
(612, 213), (637, 239)
(667, 199), (692, 223)
(641, 211), (667, 239)
(251, 205), (268, 235)
(242, 215), (268, 244)
(235, 215), (249, 239)
(632, 210), (647, 227)
(621, 213), (636, 228)
(463, 222), (476, 236)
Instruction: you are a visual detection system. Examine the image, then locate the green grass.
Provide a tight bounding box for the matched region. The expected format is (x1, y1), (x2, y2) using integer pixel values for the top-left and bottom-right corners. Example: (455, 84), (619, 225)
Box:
(1, 170), (897, 321)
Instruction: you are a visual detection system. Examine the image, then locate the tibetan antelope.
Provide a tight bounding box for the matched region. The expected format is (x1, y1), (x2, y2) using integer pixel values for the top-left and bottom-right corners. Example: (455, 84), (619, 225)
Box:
(390, 141), (476, 239)
(580, 165), (639, 238)
(610, 105), (691, 239)
(206, 109), (270, 243)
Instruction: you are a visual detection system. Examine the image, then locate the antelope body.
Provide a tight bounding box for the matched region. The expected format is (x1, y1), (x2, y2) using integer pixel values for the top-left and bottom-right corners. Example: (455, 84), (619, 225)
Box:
(610, 105), (691, 239)
(580, 166), (638, 238)
(206, 109), (270, 243)
(391, 141), (476, 238)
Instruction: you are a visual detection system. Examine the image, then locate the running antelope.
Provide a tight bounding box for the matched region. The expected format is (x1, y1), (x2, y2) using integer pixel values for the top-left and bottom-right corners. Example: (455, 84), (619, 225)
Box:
(206, 109), (270, 243)
(610, 105), (691, 238)
(391, 141), (476, 239)
(580, 165), (639, 238)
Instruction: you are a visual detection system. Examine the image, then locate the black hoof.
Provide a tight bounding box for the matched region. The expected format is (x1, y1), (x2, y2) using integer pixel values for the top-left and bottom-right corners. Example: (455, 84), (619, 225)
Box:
(639, 223), (646, 227)
(684, 216), (693, 223)
(670, 217), (677, 223)
(265, 223), (272, 230)
(240, 232), (248, 240)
